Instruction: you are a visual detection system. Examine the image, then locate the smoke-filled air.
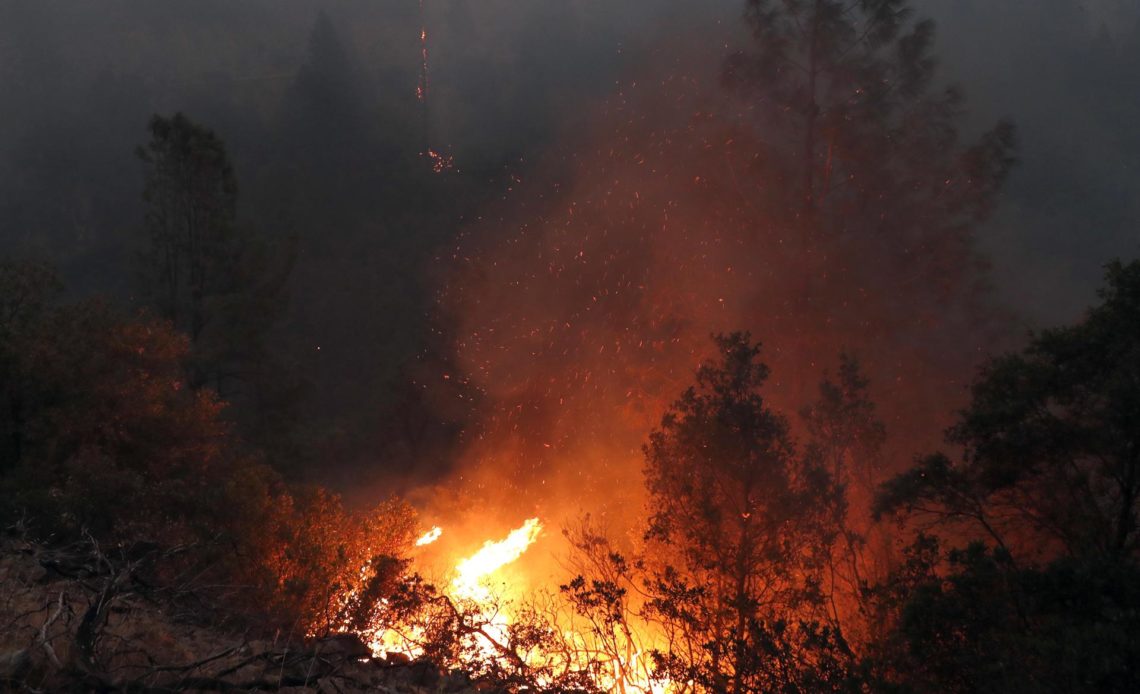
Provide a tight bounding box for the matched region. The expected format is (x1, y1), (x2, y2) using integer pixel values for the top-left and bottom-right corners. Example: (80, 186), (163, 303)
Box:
(1, 2), (1138, 693)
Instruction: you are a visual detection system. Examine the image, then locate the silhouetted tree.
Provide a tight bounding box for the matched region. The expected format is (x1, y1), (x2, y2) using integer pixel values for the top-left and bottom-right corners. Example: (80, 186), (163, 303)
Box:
(138, 113), (237, 346)
(138, 113), (302, 466)
(800, 354), (887, 639)
(549, 355), (887, 692)
(719, 0), (1017, 368)
(802, 353), (887, 493)
(276, 10), (380, 226)
(643, 332), (854, 692)
(727, 0), (1015, 223)
(869, 260), (1140, 693)
(289, 11), (370, 143)
(863, 536), (1140, 693)
(876, 259), (1140, 561)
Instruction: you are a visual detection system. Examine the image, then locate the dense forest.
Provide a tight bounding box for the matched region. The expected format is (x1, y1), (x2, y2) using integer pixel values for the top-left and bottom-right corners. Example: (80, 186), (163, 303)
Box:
(1, 1), (1138, 692)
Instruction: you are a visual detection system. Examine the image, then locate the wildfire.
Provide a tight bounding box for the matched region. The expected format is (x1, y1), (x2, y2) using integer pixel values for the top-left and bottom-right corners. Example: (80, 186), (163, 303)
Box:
(360, 514), (679, 691)
(415, 526), (443, 546)
(368, 519), (542, 659)
(451, 518), (542, 602)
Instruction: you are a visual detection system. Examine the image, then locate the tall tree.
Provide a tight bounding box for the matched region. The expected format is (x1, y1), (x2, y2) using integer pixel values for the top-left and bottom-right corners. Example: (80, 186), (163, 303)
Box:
(727, 0), (1015, 224)
(800, 354), (888, 640)
(138, 113), (238, 347)
(722, 0), (1018, 361)
(137, 114), (302, 470)
(643, 333), (851, 692)
(278, 9), (378, 216)
(801, 353), (887, 497)
(138, 113), (293, 395)
(291, 10), (369, 139)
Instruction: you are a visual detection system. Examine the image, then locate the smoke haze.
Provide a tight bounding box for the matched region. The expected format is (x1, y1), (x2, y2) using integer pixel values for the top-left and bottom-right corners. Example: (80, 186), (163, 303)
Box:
(0, 1), (1137, 501)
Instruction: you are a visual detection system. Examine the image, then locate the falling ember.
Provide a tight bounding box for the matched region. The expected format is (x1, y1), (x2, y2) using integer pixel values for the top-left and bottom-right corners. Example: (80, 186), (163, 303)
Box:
(424, 148), (455, 173)
(415, 526), (443, 546)
(417, 1), (429, 105)
(414, 0), (455, 173)
(451, 517), (542, 602)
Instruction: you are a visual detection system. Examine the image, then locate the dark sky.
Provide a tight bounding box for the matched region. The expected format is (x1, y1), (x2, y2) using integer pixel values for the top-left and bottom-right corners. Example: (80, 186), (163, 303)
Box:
(914, 0), (1140, 325)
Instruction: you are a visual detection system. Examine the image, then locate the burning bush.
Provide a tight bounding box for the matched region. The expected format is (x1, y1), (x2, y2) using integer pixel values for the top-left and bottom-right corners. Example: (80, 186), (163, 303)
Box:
(255, 490), (417, 635)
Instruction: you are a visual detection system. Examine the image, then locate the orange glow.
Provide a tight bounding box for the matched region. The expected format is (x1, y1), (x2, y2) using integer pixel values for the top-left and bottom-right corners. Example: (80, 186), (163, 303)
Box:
(369, 38), (996, 691)
(363, 515), (677, 691)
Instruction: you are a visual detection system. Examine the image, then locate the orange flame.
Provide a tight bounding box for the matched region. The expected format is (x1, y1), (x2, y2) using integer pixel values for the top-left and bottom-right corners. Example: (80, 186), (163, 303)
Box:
(451, 518), (542, 602)
(414, 526), (443, 547)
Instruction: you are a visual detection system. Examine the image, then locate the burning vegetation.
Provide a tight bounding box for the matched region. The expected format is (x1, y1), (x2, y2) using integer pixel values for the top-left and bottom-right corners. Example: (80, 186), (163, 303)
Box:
(1, 1), (1138, 693)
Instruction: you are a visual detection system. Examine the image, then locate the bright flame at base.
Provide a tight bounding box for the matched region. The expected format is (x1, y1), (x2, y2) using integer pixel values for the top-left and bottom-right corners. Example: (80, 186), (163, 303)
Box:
(415, 526), (443, 546)
(451, 517), (542, 602)
(367, 516), (677, 691)
(369, 518), (542, 660)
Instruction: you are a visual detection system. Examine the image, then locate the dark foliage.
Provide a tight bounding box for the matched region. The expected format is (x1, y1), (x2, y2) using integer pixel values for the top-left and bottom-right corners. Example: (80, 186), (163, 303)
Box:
(138, 113), (304, 468)
(867, 539), (1140, 693)
(642, 333), (856, 692)
(876, 260), (1140, 560)
(871, 261), (1140, 693)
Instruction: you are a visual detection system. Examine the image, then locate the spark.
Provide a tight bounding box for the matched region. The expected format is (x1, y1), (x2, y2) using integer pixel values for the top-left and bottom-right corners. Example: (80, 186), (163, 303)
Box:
(414, 1), (455, 173)
(417, 1), (429, 105)
(425, 148), (455, 173)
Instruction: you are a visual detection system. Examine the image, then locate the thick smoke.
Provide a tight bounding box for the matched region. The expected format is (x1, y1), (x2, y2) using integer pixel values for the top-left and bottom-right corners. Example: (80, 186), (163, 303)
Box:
(0, 1), (1137, 500)
(423, 25), (1005, 577)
